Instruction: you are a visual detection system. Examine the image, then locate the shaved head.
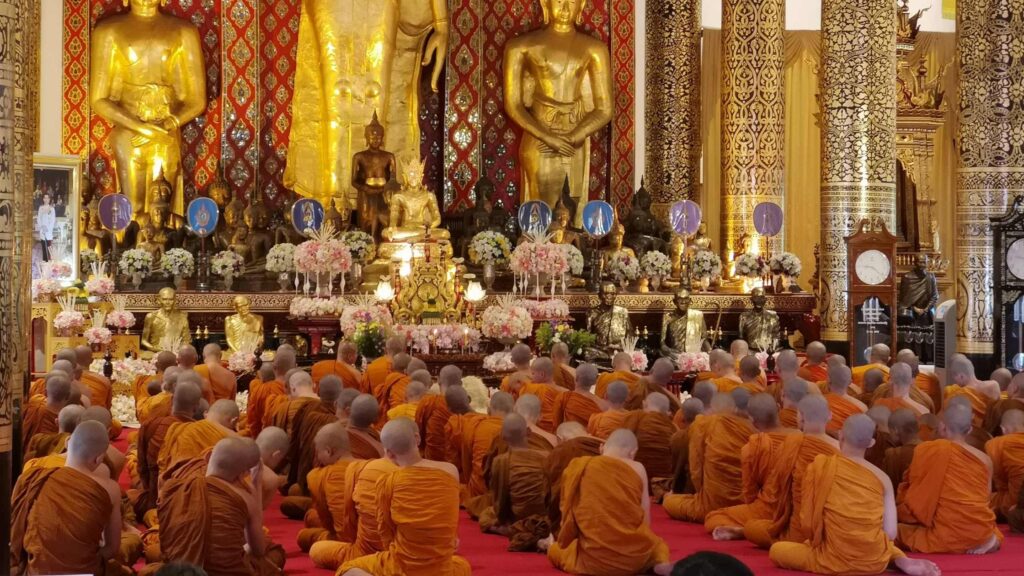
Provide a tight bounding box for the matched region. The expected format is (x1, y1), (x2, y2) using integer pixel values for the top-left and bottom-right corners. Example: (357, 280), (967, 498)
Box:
(710, 349), (732, 372)
(444, 385), (471, 415)
(612, 352), (632, 371)
(1001, 409), (1024, 434)
(258, 363), (275, 383)
(531, 357), (554, 382)
(203, 343), (222, 361)
(739, 356), (761, 380)
(55, 347), (78, 365)
(710, 393), (736, 414)
(731, 388), (751, 413)
(551, 342), (570, 361)
(869, 344), (891, 364)
(314, 422), (351, 464)
(74, 345), (94, 367)
(489, 391), (515, 416)
(776, 349), (799, 373)
(826, 355), (847, 368)
(409, 369), (432, 387)
(992, 368), (1013, 391)
(515, 394), (542, 424)
(172, 381), (202, 413)
(502, 413), (530, 446)
(949, 354), (976, 382)
(941, 401), (973, 437)
(889, 362), (912, 391)
(511, 344), (533, 367)
(681, 398), (704, 424)
(336, 388), (360, 415)
(349, 394), (379, 428)
(380, 417), (418, 456)
(406, 358), (427, 375)
(50, 359), (75, 377)
(889, 408), (920, 443)
(391, 353), (412, 373)
(289, 370), (314, 395)
(273, 348), (297, 377)
(67, 420), (110, 466)
(828, 364), (853, 394)
(208, 399), (240, 428)
(177, 345), (198, 367)
(255, 426), (289, 469)
(692, 381), (717, 406)
(603, 429), (638, 457)
(841, 414), (876, 450)
(862, 369), (884, 394)
(798, 395), (831, 426)
(575, 364), (598, 391)
(806, 341), (827, 363)
(643, 392), (670, 415)
(556, 421), (587, 441)
(45, 374), (72, 404)
(318, 375), (343, 403)
(339, 341), (358, 363)
(81, 406), (113, 430)
(748, 393), (779, 430)
(730, 339), (749, 358)
(650, 358), (675, 385)
(783, 378), (809, 405)
(404, 380), (427, 403)
(209, 437), (262, 481)
(58, 404), (85, 433)
(865, 405), (891, 430)
(606, 381), (629, 405)
(439, 365), (463, 389)
(385, 335), (406, 356)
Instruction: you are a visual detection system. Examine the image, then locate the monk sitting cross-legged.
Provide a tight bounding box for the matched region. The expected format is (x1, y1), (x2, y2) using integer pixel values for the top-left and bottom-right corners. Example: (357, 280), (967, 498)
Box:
(780, 377), (810, 429)
(340, 418), (471, 576)
(479, 414), (551, 551)
(268, 371), (321, 461)
(312, 341), (363, 391)
(499, 343), (534, 397)
(417, 365), (462, 459)
(586, 380), (631, 439)
(175, 345), (214, 405)
(347, 394), (385, 459)
(24, 404), (83, 462)
(595, 351), (640, 399)
(859, 369), (885, 404)
(872, 362), (931, 416)
(247, 346), (294, 438)
(737, 355), (767, 394)
(279, 374), (344, 519)
(772, 350), (812, 406)
(663, 392), (755, 522)
(883, 408), (922, 488)
(133, 351), (176, 409)
(824, 364), (867, 435)
(137, 367), (179, 425)
(441, 385), (484, 483)
(193, 343), (238, 402)
(545, 422), (603, 534)
(708, 349), (743, 394)
(943, 353), (1001, 429)
(705, 393), (797, 538)
(631, 358), (684, 414)
(520, 357), (570, 432)
(986, 409), (1024, 519)
(983, 371), (1024, 436)
(669, 398), (704, 494)
(297, 422), (362, 553)
(553, 362), (607, 428)
(464, 392), (516, 512)
(515, 393), (559, 450)
(622, 392), (677, 490)
(550, 342), (576, 389)
(541, 429), (673, 576)
(254, 426), (290, 510)
(864, 405), (895, 467)
(386, 371), (429, 421)
(361, 335), (405, 397)
(12, 421), (126, 575)
(75, 344), (114, 410)
(158, 398), (239, 484)
(769, 415), (941, 576)
(389, 356), (428, 416)
(372, 352), (412, 426)
(22, 372), (72, 457)
(742, 395), (841, 548)
(29, 347), (77, 397)
(797, 341), (829, 384)
(897, 400), (1003, 554)
(852, 344), (891, 390)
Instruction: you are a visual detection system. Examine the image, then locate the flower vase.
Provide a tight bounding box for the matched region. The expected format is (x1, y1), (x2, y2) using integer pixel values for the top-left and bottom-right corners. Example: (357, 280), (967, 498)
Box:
(350, 263), (363, 287)
(780, 275), (792, 292)
(131, 272), (143, 291)
(278, 272), (291, 292)
(173, 274), (185, 290)
(618, 278), (629, 292)
(638, 277), (650, 293)
(498, 337), (517, 351)
(652, 276), (663, 291)
(483, 263), (495, 290)
(223, 272), (234, 292)
(699, 276), (711, 291)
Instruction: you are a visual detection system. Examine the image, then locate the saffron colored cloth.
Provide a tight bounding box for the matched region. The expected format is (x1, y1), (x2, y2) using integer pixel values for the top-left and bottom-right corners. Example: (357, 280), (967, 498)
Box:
(594, 370), (640, 399)
(195, 363), (238, 402)
(247, 378), (286, 437)
(361, 357), (392, 397)
(545, 436), (602, 533)
(703, 430), (791, 532)
(987, 432), (1024, 517)
(415, 394), (451, 460)
(824, 392), (866, 434)
(622, 410), (677, 484)
(158, 419), (233, 482)
(586, 409), (630, 439)
(311, 359), (362, 391)
(520, 382), (566, 433)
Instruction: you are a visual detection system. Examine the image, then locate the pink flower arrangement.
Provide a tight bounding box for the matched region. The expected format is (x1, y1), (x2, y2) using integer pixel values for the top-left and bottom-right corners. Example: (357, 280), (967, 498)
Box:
(289, 295), (346, 318)
(755, 351), (769, 371)
(510, 242), (569, 277)
(631, 350), (649, 372)
(32, 278), (63, 302)
(293, 240), (321, 274)
(105, 310), (137, 330)
(84, 326), (113, 346)
(340, 303), (393, 336)
(54, 310), (86, 333)
(393, 324), (481, 353)
(317, 239), (353, 275)
(676, 352), (710, 373)
(228, 351), (257, 374)
(517, 298), (570, 320)
(85, 276), (115, 297)
(481, 304), (533, 340)
(39, 261), (72, 279)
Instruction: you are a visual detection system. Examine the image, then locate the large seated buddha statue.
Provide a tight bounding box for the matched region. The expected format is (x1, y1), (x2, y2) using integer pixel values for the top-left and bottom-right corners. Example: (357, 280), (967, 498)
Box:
(381, 157), (450, 244)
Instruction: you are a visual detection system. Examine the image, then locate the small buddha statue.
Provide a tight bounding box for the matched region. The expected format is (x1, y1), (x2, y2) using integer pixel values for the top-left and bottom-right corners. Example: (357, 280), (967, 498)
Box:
(216, 197), (246, 251)
(207, 165), (231, 211)
(325, 198), (350, 234)
(147, 168), (185, 230)
(135, 220), (164, 264)
(623, 182), (668, 257)
(274, 197), (306, 245)
(352, 111), (399, 241)
(669, 235), (685, 280)
(381, 157), (449, 243)
(548, 203), (580, 247)
(141, 287), (192, 352)
(224, 295), (264, 353)
(660, 288), (709, 362)
(686, 223), (712, 259)
(585, 282), (633, 363)
(599, 222), (636, 271)
(459, 176), (499, 258)
(229, 224), (252, 263)
(147, 196), (176, 251)
(739, 287), (781, 352)
(242, 202), (274, 262)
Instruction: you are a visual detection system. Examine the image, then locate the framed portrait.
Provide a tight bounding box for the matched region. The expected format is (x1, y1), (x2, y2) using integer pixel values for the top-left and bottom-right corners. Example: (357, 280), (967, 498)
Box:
(32, 154), (81, 282)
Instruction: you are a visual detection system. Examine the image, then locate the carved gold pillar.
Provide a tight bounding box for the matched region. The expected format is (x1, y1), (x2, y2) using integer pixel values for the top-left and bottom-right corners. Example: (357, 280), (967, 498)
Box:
(721, 0), (785, 258)
(819, 0), (897, 341)
(956, 1), (1024, 354)
(645, 0), (701, 204)
(0, 0), (39, 561)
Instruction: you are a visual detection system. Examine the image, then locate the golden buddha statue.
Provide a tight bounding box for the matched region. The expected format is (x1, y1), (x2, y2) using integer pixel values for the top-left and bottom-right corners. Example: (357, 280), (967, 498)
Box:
(548, 203), (580, 247)
(660, 289), (708, 360)
(225, 295), (264, 353)
(141, 287), (192, 352)
(207, 164), (231, 211)
(503, 0), (612, 228)
(90, 0), (207, 218)
(381, 157), (449, 243)
(585, 282), (632, 363)
(352, 112), (398, 240)
(285, 0), (448, 206)
(215, 197), (245, 251)
(135, 220), (164, 264)
(599, 222), (636, 271)
(228, 224), (252, 263)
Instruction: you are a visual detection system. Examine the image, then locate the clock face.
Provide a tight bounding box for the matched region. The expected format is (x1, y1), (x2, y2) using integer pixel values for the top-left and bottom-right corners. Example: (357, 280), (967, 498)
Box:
(1008, 239), (1024, 280)
(855, 249), (891, 285)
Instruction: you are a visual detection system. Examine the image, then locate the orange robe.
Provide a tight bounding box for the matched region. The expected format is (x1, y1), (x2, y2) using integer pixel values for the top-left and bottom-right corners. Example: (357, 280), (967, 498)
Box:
(882, 443), (918, 488)
(23, 431), (68, 463)
(944, 385), (995, 429)
(871, 384), (934, 414)
(915, 371), (942, 412)
(339, 466), (471, 576)
(896, 439), (1003, 553)
(553, 391), (603, 428)
(669, 425), (694, 494)
(137, 391), (172, 424)
(132, 373), (161, 407)
(374, 372), (410, 427)
(663, 413), (755, 522)
(780, 406), (799, 429)
(28, 377), (46, 399)
(81, 370), (113, 409)
(11, 466), (114, 575)
(984, 397), (1024, 437)
(769, 454), (906, 575)
(463, 415), (504, 503)
(500, 369), (530, 397)
(416, 395), (452, 460)
(288, 399), (341, 492)
(311, 359), (362, 391)
(300, 458), (360, 550)
(158, 419), (233, 481)
(594, 370), (640, 399)
(586, 409), (630, 439)
(851, 363), (889, 388)
(548, 455), (670, 575)
(361, 357), (392, 397)
(20, 402), (59, 456)
(622, 411), (677, 485)
(704, 430), (790, 532)
(744, 433), (840, 548)
(386, 402), (419, 421)
(824, 392), (865, 434)
(479, 449), (549, 550)
(136, 413), (192, 514)
(247, 378), (286, 437)
(797, 362), (827, 384)
(345, 426), (382, 460)
(872, 396), (917, 414)
(712, 375), (742, 394)
(443, 412), (485, 480)
(520, 382), (565, 433)
(987, 432), (1024, 517)
(194, 363), (237, 402)
(544, 436), (602, 533)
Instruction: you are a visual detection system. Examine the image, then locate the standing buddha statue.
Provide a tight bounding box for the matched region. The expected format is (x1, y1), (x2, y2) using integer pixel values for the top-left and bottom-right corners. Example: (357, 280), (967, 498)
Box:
(352, 112), (398, 241)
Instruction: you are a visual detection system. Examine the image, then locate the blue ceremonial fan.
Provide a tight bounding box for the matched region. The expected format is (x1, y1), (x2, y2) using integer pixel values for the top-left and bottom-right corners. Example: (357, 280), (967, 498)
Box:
(98, 194), (133, 232)
(187, 197), (219, 238)
(582, 201), (614, 239)
(670, 200), (702, 236)
(292, 198), (325, 236)
(518, 200), (552, 234)
(753, 202), (784, 237)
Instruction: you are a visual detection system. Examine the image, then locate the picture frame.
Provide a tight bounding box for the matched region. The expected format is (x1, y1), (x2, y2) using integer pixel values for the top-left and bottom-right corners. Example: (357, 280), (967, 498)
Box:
(32, 154), (81, 283)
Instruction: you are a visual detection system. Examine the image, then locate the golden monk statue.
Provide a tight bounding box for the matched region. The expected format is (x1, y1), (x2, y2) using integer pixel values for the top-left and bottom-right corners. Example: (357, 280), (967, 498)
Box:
(382, 157), (449, 243)
(90, 0), (207, 218)
(660, 289), (709, 360)
(141, 287), (192, 352)
(225, 295), (264, 353)
(286, 0), (448, 207)
(352, 112), (398, 240)
(503, 0), (612, 227)
(585, 282), (632, 363)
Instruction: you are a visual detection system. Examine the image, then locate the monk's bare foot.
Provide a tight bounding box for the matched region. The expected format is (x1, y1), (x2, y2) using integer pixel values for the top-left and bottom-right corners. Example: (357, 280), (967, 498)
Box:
(537, 534), (553, 552)
(652, 562), (674, 576)
(894, 556), (942, 576)
(711, 526), (744, 541)
(967, 533), (1000, 555)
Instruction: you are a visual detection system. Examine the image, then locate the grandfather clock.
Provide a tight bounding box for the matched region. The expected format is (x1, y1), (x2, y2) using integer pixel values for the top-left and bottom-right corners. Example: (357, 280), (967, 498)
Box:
(991, 196), (1024, 370)
(845, 218), (898, 366)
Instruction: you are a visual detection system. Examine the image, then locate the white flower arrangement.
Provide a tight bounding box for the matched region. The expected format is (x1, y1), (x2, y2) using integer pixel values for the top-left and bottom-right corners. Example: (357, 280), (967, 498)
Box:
(640, 250), (672, 278)
(483, 350), (522, 373)
(341, 231), (376, 264)
(631, 350), (649, 372)
(607, 251), (640, 282)
(768, 251), (802, 277)
(517, 298), (570, 320)
(289, 295), (346, 318)
(689, 250), (723, 280)
(32, 278), (63, 302)
(211, 250), (245, 277)
(393, 324), (481, 353)
(481, 295), (533, 340)
(53, 294), (85, 334)
(561, 244), (584, 275)
(462, 376), (490, 414)
(84, 276), (114, 297)
(340, 296), (394, 336)
(111, 394), (139, 428)
(734, 253), (769, 279)
(80, 249), (99, 271)
(119, 249), (153, 276)
(106, 295), (136, 331)
(84, 310), (112, 346)
(235, 390), (249, 415)
(266, 243), (296, 273)
(510, 232), (569, 277)
(90, 357), (156, 388)
(469, 231), (512, 266)
(228, 351), (257, 374)
(159, 248), (195, 277)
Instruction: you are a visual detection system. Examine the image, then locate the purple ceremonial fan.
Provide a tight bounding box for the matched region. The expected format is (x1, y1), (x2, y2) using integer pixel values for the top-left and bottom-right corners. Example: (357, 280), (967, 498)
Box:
(670, 200), (702, 236)
(98, 193), (133, 232)
(753, 202), (784, 237)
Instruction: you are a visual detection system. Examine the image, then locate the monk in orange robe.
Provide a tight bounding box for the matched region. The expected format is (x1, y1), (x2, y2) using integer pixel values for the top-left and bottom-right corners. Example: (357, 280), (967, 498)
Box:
(797, 341), (829, 383)
(545, 422), (603, 533)
(663, 393), (755, 522)
(591, 351), (636, 397)
(134, 380), (203, 518)
(736, 355), (767, 394)
(298, 422), (361, 551)
(158, 398), (238, 482)
(440, 385), (482, 478)
(897, 400), (1003, 554)
(705, 393), (796, 536)
(416, 365), (462, 459)
(499, 343), (534, 397)
(669, 398), (704, 494)
(629, 358), (684, 414)
(346, 394), (385, 459)
(986, 408), (1024, 518)
(983, 373), (1024, 436)
(871, 362), (932, 416)
(882, 408), (921, 488)
(149, 436), (282, 575)
(769, 415), (940, 576)
(12, 421), (126, 575)
(515, 393), (559, 448)
(824, 364), (867, 435)
(312, 341), (363, 391)
(706, 349), (743, 394)
(551, 341), (576, 388)
(174, 344), (215, 404)
(269, 370), (321, 445)
(131, 351), (176, 407)
(286, 375), (344, 497)
(74, 345), (112, 409)
(24, 404), (82, 462)
(851, 343), (891, 388)
(741, 395), (840, 548)
(478, 414), (550, 551)
(587, 380), (631, 439)
(361, 335), (405, 395)
(22, 372), (71, 456)
(943, 353), (1001, 429)
(193, 343), (237, 402)
(137, 367), (179, 424)
(779, 377), (810, 429)
(28, 348), (76, 398)
(248, 346), (294, 437)
(622, 392), (677, 488)
(338, 418), (470, 575)
(373, 353), (415, 426)
(463, 392), (514, 514)
(552, 363), (606, 428)
(864, 405), (896, 467)
(542, 429), (672, 576)
(386, 372), (429, 421)
(519, 357), (569, 432)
